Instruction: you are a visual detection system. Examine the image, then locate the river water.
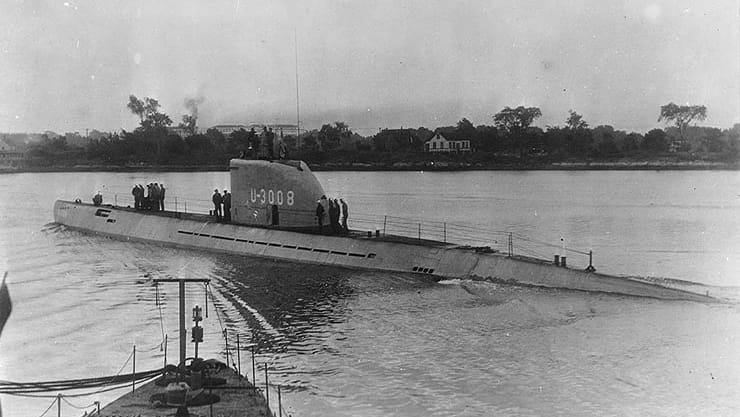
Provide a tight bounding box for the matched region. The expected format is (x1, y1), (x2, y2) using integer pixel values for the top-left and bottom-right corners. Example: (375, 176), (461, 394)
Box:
(0, 169), (739, 416)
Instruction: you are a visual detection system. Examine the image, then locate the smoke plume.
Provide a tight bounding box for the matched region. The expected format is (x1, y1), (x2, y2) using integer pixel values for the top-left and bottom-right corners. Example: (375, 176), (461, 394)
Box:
(184, 96), (205, 119)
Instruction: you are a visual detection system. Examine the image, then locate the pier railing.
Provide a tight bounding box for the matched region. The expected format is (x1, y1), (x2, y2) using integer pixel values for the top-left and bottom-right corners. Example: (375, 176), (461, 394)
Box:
(102, 190), (595, 270)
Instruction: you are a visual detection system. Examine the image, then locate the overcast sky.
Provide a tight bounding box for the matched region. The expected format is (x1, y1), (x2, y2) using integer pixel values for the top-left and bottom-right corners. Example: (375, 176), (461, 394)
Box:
(1, 0), (738, 135)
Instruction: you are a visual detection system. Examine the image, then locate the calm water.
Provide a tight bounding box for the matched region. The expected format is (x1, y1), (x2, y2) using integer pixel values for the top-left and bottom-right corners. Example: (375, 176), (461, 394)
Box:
(0, 169), (739, 416)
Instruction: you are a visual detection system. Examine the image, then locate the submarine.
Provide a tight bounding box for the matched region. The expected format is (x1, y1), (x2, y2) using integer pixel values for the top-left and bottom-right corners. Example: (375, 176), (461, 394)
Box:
(54, 158), (714, 302)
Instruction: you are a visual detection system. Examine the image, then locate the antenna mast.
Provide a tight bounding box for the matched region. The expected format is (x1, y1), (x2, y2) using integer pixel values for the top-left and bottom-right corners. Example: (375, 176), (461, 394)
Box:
(294, 28), (300, 136)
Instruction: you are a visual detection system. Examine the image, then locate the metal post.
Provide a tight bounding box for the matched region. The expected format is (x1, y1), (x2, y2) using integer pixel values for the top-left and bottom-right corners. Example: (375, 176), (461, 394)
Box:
(114, 194), (117, 206)
(57, 394), (61, 417)
(184, 202), (187, 214)
(383, 216), (387, 235)
(252, 346), (256, 384)
(418, 223), (421, 241)
(443, 223), (446, 243)
(164, 334), (168, 369)
(209, 387), (213, 417)
(175, 196), (178, 213)
(586, 250), (595, 272)
(179, 280), (186, 369)
(224, 329), (229, 366)
(278, 385), (282, 417)
(265, 363), (269, 406)
(508, 233), (513, 257)
(237, 334), (241, 376)
(132, 345), (136, 392)
(95, 401), (100, 415)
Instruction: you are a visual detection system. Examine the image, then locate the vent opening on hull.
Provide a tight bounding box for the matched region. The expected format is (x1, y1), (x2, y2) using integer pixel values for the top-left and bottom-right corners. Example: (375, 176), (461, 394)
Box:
(176, 229), (377, 260)
(412, 266), (435, 274)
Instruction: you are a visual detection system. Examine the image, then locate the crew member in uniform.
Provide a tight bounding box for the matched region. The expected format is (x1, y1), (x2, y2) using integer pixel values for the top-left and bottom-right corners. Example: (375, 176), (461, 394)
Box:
(316, 200), (325, 233)
(223, 190), (231, 222)
(340, 199), (349, 232)
(159, 183), (166, 211)
(132, 185), (139, 209)
(212, 189), (223, 221)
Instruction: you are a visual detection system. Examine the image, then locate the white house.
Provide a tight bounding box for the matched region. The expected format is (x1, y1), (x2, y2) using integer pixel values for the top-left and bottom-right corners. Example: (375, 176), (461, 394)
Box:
(424, 132), (471, 152)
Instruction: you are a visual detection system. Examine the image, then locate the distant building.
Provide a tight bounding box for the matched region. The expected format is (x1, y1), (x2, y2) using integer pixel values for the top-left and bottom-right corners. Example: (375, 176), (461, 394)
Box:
(0, 139), (24, 168)
(211, 124), (248, 136)
(167, 126), (190, 138)
(424, 132), (471, 153)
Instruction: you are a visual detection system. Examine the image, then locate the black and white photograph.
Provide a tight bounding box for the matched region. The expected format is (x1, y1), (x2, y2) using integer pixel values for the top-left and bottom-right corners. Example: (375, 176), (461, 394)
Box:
(0, 1), (738, 416)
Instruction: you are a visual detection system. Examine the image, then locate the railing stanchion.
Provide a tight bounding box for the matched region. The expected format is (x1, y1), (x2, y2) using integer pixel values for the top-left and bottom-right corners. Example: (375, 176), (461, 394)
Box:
(223, 329), (229, 366)
(237, 334), (241, 376)
(586, 250), (596, 272)
(444, 222), (446, 243)
(418, 223), (421, 241)
(383, 216), (387, 235)
(278, 385), (282, 417)
(252, 345), (256, 384)
(265, 363), (269, 407)
(132, 344), (136, 392)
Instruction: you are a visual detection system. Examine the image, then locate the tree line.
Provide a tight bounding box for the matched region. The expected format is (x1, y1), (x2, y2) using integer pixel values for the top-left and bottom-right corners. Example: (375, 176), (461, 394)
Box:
(24, 96), (739, 168)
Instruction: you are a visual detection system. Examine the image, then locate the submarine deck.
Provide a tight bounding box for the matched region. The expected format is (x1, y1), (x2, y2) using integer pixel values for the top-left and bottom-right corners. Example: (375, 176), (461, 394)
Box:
(92, 202), (456, 248)
(96, 364), (274, 417)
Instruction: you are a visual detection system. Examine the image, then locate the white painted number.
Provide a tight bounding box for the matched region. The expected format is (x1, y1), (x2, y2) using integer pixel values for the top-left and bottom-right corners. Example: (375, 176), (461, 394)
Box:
(249, 188), (295, 206)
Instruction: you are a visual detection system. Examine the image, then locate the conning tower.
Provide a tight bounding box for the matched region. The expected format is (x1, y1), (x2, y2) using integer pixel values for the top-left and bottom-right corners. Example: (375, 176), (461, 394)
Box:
(229, 159), (325, 228)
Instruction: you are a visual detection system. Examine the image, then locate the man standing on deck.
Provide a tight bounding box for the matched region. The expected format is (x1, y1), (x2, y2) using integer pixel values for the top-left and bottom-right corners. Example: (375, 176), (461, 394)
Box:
(316, 200), (325, 233)
(319, 195), (329, 227)
(152, 183), (161, 212)
(159, 183), (166, 211)
(212, 189), (223, 221)
(223, 190), (231, 222)
(132, 185), (139, 209)
(340, 199), (349, 232)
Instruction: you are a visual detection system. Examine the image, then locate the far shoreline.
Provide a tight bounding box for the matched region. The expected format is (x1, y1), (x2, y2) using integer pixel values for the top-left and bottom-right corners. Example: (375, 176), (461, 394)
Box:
(1, 160), (738, 174)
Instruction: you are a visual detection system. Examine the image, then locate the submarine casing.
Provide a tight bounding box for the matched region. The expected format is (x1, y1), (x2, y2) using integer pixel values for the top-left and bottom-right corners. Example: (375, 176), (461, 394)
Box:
(52, 159), (714, 302)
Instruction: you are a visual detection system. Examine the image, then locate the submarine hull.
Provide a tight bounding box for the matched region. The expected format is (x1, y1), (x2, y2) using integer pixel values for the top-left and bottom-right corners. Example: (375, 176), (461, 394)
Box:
(53, 200), (713, 302)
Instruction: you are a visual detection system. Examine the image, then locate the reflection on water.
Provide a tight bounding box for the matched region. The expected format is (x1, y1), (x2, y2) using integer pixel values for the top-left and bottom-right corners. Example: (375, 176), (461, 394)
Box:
(1, 171), (740, 416)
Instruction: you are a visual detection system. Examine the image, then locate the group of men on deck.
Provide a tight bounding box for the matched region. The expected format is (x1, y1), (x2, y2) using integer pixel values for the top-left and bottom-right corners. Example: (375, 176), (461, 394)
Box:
(132, 183), (165, 211)
(211, 189), (232, 222)
(238, 126), (289, 161)
(315, 195), (349, 234)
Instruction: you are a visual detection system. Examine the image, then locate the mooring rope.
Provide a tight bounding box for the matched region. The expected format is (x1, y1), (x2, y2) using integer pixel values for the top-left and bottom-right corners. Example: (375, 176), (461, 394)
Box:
(0, 346), (161, 397)
(0, 369), (161, 396)
(60, 396), (96, 410)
